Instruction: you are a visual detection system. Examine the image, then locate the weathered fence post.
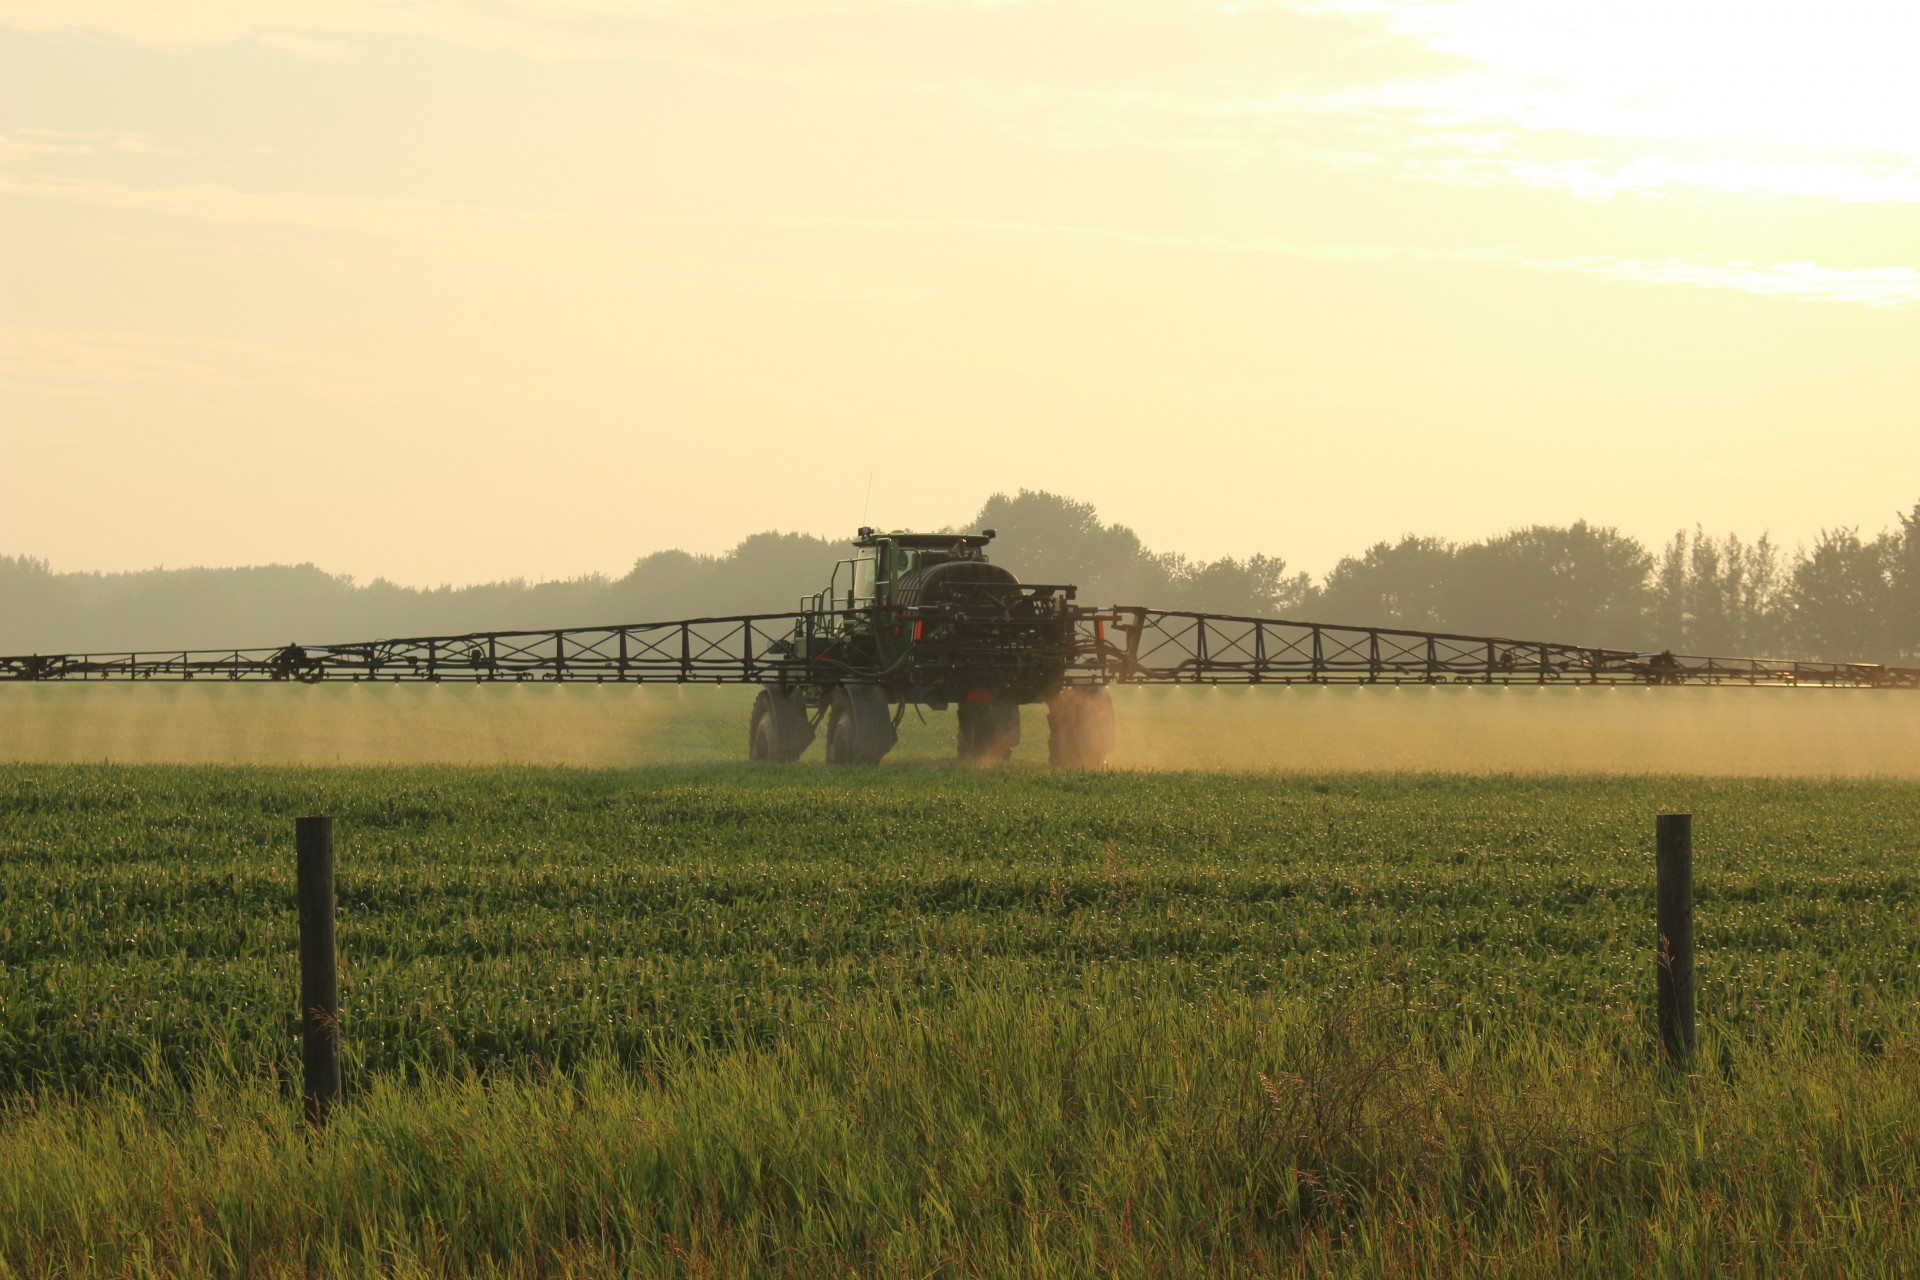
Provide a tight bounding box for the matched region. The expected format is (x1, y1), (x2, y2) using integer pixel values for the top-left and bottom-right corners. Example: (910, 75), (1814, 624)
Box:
(1656, 812), (1695, 1066)
(296, 815), (341, 1125)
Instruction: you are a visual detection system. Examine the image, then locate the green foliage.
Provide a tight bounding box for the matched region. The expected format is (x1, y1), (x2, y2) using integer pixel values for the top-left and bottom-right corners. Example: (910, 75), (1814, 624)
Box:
(1895, 504), (1920, 659)
(962, 490), (1313, 615)
(0, 493), (1316, 653)
(4, 490), (1917, 671)
(1652, 528), (1787, 657)
(1314, 505), (1917, 660)
(1454, 522), (1654, 648)
(2, 765), (1918, 1276)
(1312, 523), (1652, 648)
(1316, 535), (1456, 632)
(1787, 527), (1902, 663)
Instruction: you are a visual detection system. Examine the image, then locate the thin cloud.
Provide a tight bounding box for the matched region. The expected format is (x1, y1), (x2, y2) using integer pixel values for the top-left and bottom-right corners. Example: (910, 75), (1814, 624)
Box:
(1552, 257), (1920, 309)
(754, 214), (1920, 308)
(0, 133), (92, 161)
(10, 1), (1917, 209)
(8, 173), (1913, 309)
(1, 128), (189, 162)
(0, 174), (553, 246)
(255, 31), (353, 59)
(944, 77), (1920, 206)
(0, 1), (927, 60)
(0, 326), (422, 401)
(1291, 0), (1920, 202)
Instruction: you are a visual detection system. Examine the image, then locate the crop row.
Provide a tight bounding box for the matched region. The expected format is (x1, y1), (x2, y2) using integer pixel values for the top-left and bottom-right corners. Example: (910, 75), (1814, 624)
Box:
(1, 765), (1915, 1091)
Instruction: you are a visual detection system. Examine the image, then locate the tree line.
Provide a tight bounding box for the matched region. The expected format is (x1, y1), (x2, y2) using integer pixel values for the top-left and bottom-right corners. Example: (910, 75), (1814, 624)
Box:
(3, 491), (1915, 662)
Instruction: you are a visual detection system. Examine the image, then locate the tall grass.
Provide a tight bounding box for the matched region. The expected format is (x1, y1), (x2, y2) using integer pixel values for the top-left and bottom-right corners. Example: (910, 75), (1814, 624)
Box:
(5, 988), (1917, 1277)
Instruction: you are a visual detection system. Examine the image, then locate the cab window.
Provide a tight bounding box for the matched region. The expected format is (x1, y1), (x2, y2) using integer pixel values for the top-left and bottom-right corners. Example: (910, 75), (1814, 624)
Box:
(852, 554), (877, 606)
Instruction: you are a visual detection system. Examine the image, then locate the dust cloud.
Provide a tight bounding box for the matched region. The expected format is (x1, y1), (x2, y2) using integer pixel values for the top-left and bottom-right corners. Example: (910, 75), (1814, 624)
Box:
(0, 683), (696, 767)
(2, 683), (1915, 776)
(1103, 685), (1920, 777)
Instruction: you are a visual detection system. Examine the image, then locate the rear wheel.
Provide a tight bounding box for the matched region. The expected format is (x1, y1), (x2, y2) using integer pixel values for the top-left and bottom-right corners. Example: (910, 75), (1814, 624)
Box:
(1047, 686), (1116, 768)
(749, 686), (814, 762)
(825, 684), (897, 765)
(956, 700), (1021, 763)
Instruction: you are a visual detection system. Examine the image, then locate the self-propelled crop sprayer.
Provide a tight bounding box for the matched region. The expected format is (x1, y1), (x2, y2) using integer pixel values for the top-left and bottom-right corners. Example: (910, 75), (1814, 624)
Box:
(5, 527), (1916, 767)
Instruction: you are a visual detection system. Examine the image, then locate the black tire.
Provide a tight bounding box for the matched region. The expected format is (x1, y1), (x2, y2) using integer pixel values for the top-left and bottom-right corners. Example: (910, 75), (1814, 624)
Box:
(825, 684), (897, 765)
(956, 700), (1021, 763)
(749, 686), (814, 762)
(1047, 686), (1116, 769)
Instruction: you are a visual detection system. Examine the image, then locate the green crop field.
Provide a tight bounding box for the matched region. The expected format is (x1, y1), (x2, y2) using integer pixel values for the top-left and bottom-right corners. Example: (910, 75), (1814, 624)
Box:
(3, 755), (1918, 1277)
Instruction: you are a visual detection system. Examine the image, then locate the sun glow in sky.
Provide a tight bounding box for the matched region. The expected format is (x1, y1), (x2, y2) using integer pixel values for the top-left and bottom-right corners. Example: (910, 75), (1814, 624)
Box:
(1335, 0), (1920, 199)
(2, 1), (1915, 586)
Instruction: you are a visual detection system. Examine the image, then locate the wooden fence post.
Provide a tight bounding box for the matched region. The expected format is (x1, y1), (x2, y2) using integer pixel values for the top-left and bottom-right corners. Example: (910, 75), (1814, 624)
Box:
(296, 815), (341, 1125)
(1656, 812), (1695, 1066)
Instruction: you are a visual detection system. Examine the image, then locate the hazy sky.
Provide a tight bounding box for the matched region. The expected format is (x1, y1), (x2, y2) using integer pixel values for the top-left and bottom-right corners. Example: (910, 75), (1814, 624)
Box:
(3, 1), (1916, 587)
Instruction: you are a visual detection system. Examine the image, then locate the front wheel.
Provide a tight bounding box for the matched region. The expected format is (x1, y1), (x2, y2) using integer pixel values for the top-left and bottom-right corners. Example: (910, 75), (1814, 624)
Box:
(825, 684), (897, 765)
(749, 686), (814, 762)
(1047, 686), (1116, 769)
(957, 700), (1021, 763)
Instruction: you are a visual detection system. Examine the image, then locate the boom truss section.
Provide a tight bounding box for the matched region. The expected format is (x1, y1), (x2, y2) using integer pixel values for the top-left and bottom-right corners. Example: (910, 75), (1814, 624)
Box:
(1092, 610), (1920, 689)
(0, 615), (823, 684)
(2, 606), (1915, 690)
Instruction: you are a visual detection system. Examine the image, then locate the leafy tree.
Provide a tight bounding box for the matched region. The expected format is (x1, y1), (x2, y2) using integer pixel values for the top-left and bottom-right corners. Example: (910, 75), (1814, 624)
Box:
(960, 491), (1164, 604)
(1735, 533), (1789, 655)
(1155, 553), (1314, 616)
(1315, 536), (1456, 632)
(1650, 529), (1786, 656)
(607, 531), (844, 620)
(1891, 503), (1920, 660)
(1785, 528), (1895, 661)
(959, 490), (1306, 615)
(1446, 522), (1654, 648)
(6, 493), (1916, 663)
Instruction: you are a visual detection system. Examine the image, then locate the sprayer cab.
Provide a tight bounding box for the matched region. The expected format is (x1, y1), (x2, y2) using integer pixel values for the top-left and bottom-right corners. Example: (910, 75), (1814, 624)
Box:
(805, 528), (1004, 613)
(799, 528), (1079, 674)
